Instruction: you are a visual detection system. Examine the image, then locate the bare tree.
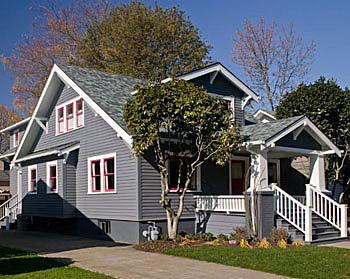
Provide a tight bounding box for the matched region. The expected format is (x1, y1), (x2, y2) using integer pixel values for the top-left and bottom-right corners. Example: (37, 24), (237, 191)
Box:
(232, 17), (316, 111)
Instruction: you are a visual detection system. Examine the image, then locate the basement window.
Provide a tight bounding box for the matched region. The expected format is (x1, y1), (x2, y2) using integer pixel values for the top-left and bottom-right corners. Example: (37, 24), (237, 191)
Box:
(99, 220), (111, 234)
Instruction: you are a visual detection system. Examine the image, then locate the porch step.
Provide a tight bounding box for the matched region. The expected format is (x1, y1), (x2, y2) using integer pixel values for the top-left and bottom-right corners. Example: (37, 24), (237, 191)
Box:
(275, 213), (343, 244)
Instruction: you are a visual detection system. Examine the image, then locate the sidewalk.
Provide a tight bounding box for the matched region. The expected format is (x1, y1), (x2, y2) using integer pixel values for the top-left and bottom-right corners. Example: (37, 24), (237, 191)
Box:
(0, 230), (289, 279)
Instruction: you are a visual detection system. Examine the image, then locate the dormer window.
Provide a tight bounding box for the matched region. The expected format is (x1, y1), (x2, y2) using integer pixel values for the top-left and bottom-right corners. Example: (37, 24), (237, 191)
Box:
(14, 129), (19, 147)
(56, 97), (84, 135)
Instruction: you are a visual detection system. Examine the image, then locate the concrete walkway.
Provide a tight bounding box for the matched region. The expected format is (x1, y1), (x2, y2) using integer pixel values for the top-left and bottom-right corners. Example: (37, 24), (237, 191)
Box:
(321, 240), (350, 249)
(0, 230), (289, 279)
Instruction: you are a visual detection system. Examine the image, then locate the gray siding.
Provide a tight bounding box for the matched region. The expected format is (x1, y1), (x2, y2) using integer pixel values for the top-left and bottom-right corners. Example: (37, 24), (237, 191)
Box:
(189, 73), (245, 126)
(276, 130), (322, 150)
(10, 124), (26, 149)
(140, 151), (237, 220)
(10, 168), (18, 196)
(63, 150), (78, 217)
(196, 212), (246, 236)
(21, 158), (65, 217)
(25, 85), (138, 221)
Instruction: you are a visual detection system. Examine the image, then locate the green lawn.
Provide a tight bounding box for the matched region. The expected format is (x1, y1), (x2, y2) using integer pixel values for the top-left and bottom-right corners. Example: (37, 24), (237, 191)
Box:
(163, 246), (350, 279)
(0, 246), (114, 279)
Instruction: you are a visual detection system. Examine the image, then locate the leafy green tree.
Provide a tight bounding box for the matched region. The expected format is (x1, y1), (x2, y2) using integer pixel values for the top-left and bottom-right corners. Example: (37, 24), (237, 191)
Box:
(276, 77), (350, 200)
(123, 80), (241, 238)
(3, 0), (211, 114)
(78, 1), (212, 81)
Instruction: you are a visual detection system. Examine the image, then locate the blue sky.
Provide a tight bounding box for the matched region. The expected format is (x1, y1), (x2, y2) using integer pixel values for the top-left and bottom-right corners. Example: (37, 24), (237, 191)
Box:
(1, 0), (350, 107)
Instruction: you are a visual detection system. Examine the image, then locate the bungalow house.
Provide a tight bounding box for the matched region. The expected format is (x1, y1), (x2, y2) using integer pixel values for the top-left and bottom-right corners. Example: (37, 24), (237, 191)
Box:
(0, 62), (346, 244)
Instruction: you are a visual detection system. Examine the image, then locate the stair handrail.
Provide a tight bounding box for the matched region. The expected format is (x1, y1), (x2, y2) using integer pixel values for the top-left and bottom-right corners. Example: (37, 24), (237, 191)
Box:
(273, 185), (312, 242)
(0, 194), (18, 221)
(306, 184), (347, 237)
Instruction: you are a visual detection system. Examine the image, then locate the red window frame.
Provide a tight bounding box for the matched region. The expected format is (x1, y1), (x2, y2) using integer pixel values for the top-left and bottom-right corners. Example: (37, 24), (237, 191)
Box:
(14, 130), (19, 147)
(169, 157), (197, 192)
(57, 107), (64, 134)
(104, 157), (115, 192)
(91, 160), (101, 193)
(49, 165), (57, 192)
(76, 99), (83, 128)
(29, 167), (37, 193)
(66, 103), (74, 131)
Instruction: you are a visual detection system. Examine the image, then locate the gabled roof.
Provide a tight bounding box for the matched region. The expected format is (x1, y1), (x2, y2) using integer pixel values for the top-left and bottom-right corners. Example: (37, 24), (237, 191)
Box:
(58, 64), (142, 131)
(176, 62), (260, 102)
(0, 148), (17, 160)
(241, 115), (341, 156)
(0, 118), (30, 133)
(13, 64), (141, 163)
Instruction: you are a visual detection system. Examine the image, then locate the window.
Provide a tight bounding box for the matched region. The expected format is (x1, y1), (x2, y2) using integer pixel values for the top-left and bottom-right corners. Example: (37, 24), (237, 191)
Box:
(28, 165), (37, 193)
(66, 103), (74, 131)
(14, 130), (19, 147)
(168, 157), (200, 192)
(56, 97), (84, 135)
(104, 157), (115, 192)
(99, 220), (111, 234)
(46, 161), (58, 193)
(57, 107), (64, 134)
(76, 99), (84, 127)
(88, 153), (116, 194)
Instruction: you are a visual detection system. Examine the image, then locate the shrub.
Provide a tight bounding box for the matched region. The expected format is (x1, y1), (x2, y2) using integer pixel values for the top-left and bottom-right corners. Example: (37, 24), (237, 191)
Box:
(174, 235), (182, 243)
(201, 233), (214, 241)
(258, 238), (271, 248)
(229, 226), (248, 242)
(216, 234), (228, 242)
(271, 228), (288, 244)
(240, 239), (252, 248)
(292, 239), (305, 247)
(160, 234), (170, 241)
(184, 234), (194, 240)
(277, 239), (287, 248)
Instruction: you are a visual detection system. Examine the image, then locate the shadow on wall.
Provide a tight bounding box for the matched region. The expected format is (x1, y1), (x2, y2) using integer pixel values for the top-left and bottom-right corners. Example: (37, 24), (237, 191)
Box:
(280, 158), (308, 195)
(17, 179), (130, 253)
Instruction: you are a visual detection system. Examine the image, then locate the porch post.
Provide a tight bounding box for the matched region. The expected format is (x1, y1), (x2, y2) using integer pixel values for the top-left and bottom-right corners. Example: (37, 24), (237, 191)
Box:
(310, 155), (326, 192)
(250, 150), (268, 191)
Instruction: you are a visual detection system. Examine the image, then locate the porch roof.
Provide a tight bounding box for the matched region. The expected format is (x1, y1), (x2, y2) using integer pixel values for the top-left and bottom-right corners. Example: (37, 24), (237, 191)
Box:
(241, 115), (341, 156)
(241, 115), (304, 142)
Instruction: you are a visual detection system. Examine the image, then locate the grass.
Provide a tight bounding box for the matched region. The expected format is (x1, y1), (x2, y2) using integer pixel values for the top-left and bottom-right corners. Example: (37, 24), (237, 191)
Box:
(0, 246), (114, 279)
(163, 245), (350, 279)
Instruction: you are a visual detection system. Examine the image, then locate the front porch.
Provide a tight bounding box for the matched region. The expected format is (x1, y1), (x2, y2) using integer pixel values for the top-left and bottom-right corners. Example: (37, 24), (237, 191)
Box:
(194, 116), (347, 243)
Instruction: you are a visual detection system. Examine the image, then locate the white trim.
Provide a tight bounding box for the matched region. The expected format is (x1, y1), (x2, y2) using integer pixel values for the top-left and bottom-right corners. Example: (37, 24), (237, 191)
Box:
(229, 156), (250, 195)
(16, 150), (59, 163)
(46, 160), (58, 194)
(268, 159), (280, 186)
(0, 152), (15, 160)
(178, 63), (259, 102)
(87, 152), (117, 194)
(55, 96), (84, 135)
(27, 165), (37, 194)
(167, 158), (202, 193)
(209, 70), (219, 84)
(0, 118), (30, 133)
(253, 109), (276, 121)
(17, 170), (22, 201)
(293, 122), (306, 140)
(265, 117), (341, 157)
(13, 65), (132, 165)
(271, 145), (324, 155)
(34, 118), (48, 134)
(55, 66), (132, 145)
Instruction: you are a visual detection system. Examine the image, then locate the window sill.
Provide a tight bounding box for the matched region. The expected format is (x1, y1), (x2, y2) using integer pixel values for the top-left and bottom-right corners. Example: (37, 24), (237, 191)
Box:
(87, 191), (117, 195)
(27, 191), (37, 195)
(47, 191), (58, 194)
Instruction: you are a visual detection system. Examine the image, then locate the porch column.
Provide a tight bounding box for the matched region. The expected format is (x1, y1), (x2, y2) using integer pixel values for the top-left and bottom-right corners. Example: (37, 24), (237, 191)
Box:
(310, 155), (326, 192)
(250, 150), (268, 191)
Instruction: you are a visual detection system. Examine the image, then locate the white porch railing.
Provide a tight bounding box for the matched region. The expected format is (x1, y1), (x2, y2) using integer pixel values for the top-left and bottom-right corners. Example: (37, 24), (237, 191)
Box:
(0, 194), (18, 221)
(307, 184), (347, 237)
(293, 195), (306, 205)
(194, 195), (245, 213)
(273, 185), (312, 241)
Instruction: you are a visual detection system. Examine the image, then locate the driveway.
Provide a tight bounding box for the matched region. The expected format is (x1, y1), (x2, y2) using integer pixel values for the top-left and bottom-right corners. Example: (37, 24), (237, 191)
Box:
(0, 230), (289, 279)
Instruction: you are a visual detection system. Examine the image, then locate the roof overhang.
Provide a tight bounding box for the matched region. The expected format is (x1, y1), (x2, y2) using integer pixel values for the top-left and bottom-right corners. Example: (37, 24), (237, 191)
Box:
(131, 63), (260, 103)
(253, 109), (276, 121)
(13, 64), (133, 163)
(244, 116), (341, 157)
(0, 118), (31, 133)
(0, 152), (15, 160)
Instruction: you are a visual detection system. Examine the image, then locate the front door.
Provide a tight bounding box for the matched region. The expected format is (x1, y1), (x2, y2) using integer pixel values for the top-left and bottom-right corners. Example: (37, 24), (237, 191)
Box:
(231, 160), (245, 195)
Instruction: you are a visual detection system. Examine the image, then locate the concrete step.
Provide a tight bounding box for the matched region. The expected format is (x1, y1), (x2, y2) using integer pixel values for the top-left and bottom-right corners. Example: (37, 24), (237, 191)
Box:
(312, 236), (348, 245)
(312, 231), (341, 240)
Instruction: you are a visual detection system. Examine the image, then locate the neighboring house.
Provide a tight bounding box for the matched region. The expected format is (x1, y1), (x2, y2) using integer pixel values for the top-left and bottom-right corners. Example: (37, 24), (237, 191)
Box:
(0, 161), (10, 204)
(253, 109), (276, 123)
(0, 62), (346, 244)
